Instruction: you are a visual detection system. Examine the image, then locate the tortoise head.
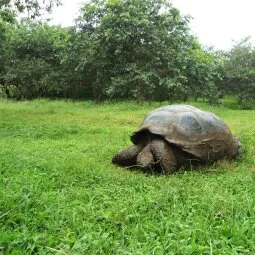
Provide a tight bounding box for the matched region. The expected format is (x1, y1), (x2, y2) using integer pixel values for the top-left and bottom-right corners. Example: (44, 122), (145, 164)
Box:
(230, 137), (242, 157)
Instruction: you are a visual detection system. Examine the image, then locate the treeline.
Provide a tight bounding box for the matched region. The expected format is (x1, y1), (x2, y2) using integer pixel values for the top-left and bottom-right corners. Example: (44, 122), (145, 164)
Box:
(0, 0), (255, 108)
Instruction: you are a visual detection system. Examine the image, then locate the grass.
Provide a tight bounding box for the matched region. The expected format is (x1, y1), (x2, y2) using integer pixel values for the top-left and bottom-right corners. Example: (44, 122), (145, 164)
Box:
(0, 98), (254, 255)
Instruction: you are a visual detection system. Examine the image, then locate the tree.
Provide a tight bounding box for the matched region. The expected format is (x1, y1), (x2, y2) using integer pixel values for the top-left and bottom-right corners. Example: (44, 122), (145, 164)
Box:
(185, 41), (223, 105)
(0, 9), (14, 88)
(222, 37), (255, 109)
(76, 0), (192, 103)
(0, 0), (63, 91)
(2, 20), (71, 99)
(0, 0), (61, 18)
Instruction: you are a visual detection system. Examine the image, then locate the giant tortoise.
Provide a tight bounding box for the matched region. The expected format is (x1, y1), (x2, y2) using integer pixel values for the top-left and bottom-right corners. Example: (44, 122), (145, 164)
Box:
(112, 105), (241, 174)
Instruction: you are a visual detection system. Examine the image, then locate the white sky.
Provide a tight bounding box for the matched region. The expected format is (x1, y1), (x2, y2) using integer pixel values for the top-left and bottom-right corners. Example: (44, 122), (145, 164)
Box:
(50, 0), (255, 50)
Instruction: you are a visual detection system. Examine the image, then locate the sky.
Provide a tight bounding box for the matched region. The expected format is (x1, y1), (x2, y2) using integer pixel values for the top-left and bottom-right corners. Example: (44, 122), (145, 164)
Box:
(50, 0), (255, 50)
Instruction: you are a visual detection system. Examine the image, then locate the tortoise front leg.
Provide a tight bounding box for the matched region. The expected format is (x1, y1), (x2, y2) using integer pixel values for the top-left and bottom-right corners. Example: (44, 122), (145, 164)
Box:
(136, 143), (154, 170)
(112, 144), (145, 167)
(150, 138), (178, 175)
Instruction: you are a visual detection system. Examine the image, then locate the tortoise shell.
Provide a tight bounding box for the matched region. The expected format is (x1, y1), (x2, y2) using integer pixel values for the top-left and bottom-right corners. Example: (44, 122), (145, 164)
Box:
(131, 105), (240, 161)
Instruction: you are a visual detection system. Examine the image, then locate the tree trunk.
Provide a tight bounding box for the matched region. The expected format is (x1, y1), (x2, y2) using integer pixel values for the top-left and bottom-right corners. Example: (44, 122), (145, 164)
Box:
(135, 80), (144, 104)
(92, 85), (102, 104)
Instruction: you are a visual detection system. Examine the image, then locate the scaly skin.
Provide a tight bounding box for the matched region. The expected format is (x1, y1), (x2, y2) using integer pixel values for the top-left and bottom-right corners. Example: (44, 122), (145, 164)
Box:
(150, 138), (178, 175)
(112, 136), (191, 174)
(136, 143), (154, 170)
(112, 143), (145, 166)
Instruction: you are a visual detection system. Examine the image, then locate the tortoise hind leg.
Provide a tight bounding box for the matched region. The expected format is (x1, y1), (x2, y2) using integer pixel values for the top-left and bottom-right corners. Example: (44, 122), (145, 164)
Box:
(150, 138), (178, 175)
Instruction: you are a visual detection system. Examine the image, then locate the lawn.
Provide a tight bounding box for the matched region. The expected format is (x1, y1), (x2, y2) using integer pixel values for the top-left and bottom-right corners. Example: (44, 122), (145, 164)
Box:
(0, 98), (254, 255)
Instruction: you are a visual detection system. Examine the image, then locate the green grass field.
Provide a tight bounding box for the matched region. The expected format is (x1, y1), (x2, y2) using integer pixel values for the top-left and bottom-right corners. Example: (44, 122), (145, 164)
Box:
(0, 98), (254, 255)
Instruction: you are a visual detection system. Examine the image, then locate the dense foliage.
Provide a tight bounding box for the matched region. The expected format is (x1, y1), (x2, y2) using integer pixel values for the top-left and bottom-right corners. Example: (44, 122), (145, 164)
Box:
(76, 0), (192, 103)
(221, 38), (255, 109)
(0, 0), (254, 108)
(2, 21), (73, 99)
(0, 0), (61, 18)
